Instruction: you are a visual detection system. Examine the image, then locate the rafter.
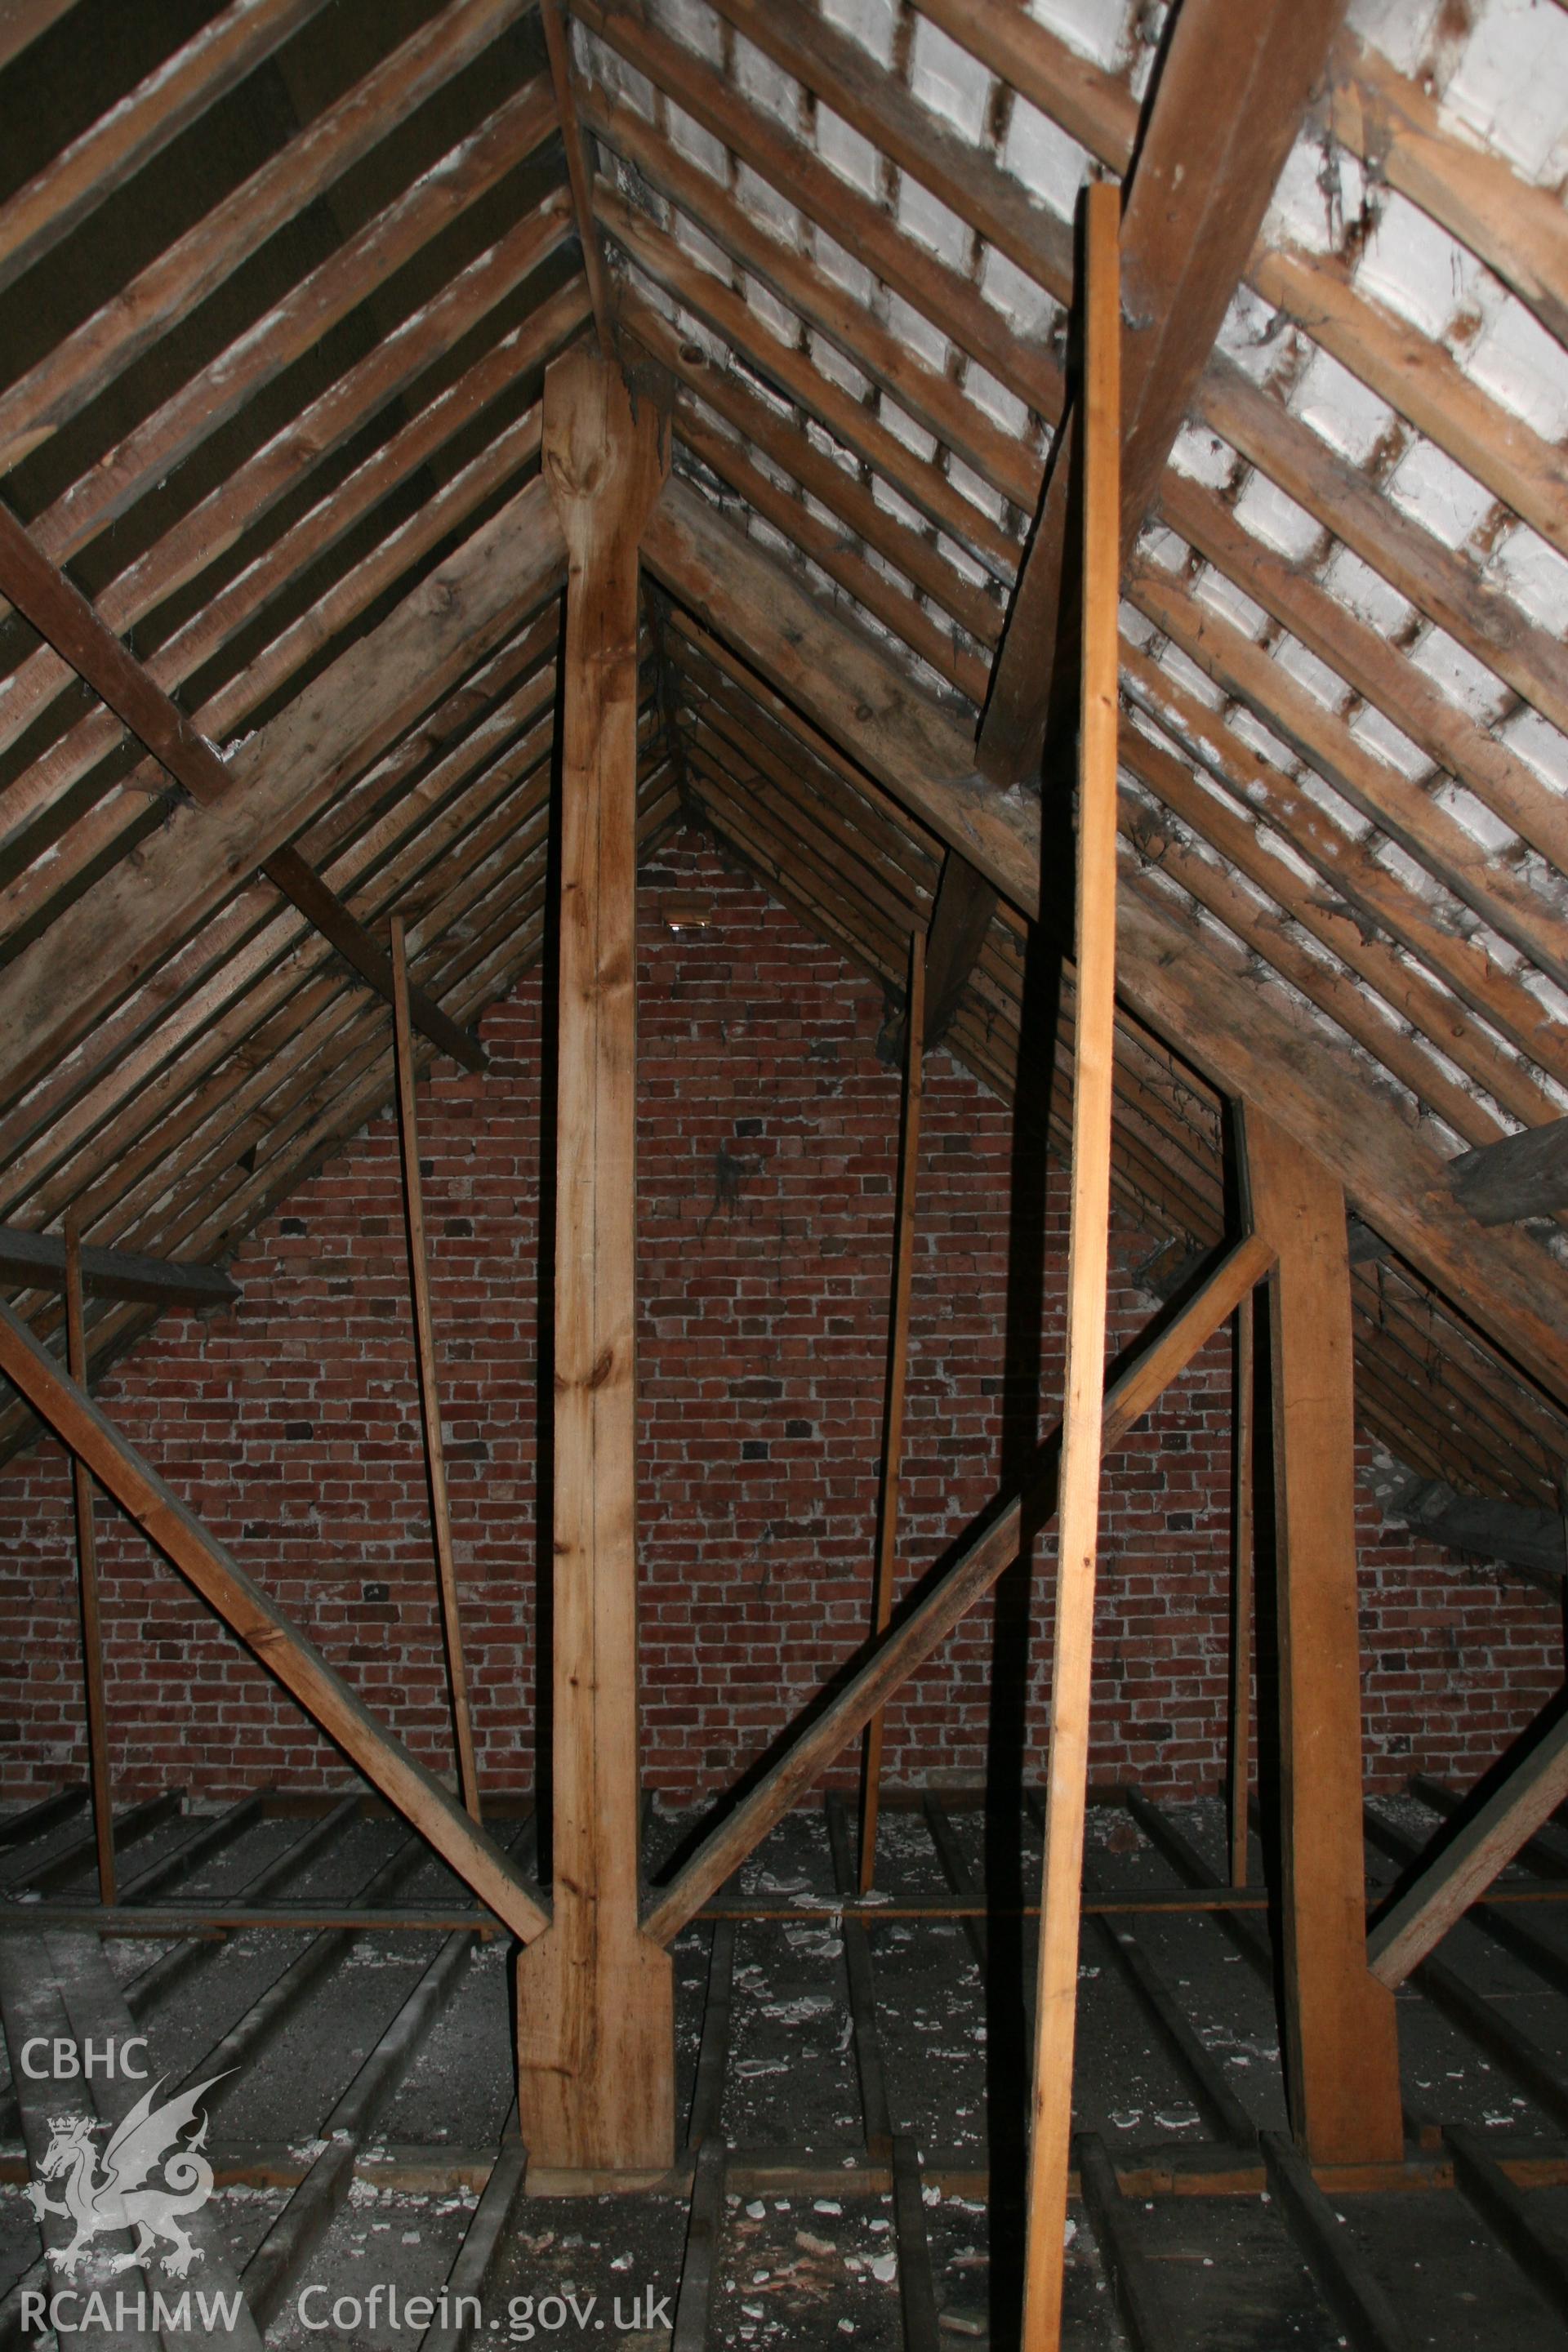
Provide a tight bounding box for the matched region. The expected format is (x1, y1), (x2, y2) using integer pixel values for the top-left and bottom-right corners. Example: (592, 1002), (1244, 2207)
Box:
(644, 474), (1568, 1410)
(1132, 559), (1568, 1005)
(1199, 357), (1568, 740)
(0, 0), (537, 477)
(673, 636), (1561, 1502)
(0, 0), (79, 77)
(0, 476), (567, 1113)
(1120, 605), (1568, 1107)
(697, 0), (1074, 306)
(540, 0), (616, 351)
(580, 75), (1038, 513)
(978, 0), (1348, 787)
(0, 0), (334, 297)
(1116, 714), (1539, 1150)
(0, 1227), (235, 1309)
(4, 75), (556, 599)
(1154, 469), (1568, 877)
(0, 616), (561, 1215)
(0, 747), (678, 1459)
(911, 0), (1138, 173)
(624, 298), (1002, 645)
(595, 184), (1018, 581)
(1324, 32), (1568, 350)
(0, 193), (579, 788)
(1250, 245), (1568, 564)
(0, 499), (486, 1073)
(569, 0), (1058, 418)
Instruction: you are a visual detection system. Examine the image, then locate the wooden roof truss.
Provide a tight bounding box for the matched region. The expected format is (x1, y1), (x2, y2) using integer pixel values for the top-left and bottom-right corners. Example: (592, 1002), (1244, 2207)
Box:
(0, 0), (1563, 1525)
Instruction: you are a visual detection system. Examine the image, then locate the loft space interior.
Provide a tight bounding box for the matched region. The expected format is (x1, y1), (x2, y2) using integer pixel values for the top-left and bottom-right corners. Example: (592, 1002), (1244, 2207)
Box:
(0, 0), (1567, 2345)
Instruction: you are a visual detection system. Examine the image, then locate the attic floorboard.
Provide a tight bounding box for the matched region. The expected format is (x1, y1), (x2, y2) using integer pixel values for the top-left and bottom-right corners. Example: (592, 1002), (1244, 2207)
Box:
(3, 1790), (1568, 2350)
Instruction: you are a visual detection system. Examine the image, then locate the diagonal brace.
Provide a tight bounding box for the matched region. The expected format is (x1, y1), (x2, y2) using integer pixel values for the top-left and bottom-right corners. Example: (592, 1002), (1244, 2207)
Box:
(1370, 1693), (1568, 1988)
(0, 497), (484, 1072)
(0, 1297), (547, 1943)
(644, 1230), (1275, 1944)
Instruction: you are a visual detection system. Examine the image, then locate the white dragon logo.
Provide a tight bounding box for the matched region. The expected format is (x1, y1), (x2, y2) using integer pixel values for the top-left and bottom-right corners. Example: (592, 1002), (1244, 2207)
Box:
(24, 2074), (228, 2279)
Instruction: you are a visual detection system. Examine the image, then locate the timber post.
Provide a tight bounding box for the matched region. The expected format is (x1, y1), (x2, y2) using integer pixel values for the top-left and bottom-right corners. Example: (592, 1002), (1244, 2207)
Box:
(1242, 1103), (1405, 2166)
(514, 347), (674, 2170)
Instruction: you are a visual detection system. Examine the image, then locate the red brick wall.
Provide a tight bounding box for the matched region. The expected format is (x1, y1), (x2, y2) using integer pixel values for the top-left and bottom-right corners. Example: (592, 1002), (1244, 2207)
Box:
(0, 832), (1558, 1805)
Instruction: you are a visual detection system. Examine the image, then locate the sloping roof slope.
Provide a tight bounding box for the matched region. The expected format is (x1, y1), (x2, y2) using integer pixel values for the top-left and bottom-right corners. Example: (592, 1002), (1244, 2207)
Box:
(0, 0), (1565, 1511)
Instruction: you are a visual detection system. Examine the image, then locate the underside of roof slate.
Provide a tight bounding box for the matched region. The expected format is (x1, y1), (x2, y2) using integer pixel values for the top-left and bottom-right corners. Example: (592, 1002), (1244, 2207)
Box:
(0, 0), (1565, 1515)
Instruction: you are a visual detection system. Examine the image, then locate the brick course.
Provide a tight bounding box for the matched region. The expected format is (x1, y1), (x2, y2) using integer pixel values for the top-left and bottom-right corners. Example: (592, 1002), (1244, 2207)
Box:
(0, 833), (1557, 1803)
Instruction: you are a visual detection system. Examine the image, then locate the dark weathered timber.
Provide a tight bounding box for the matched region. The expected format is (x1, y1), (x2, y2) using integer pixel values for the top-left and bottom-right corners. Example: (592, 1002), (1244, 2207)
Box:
(1077, 2133), (1180, 2352)
(1447, 2124), (1568, 2327)
(0, 1224), (237, 1307)
(827, 1791), (893, 2154)
(1450, 1115), (1568, 1225)
(2, 1788), (182, 1896)
(122, 1796), (363, 2016)
(116, 1790), (269, 1902)
(1260, 2130), (1413, 2352)
(0, 497), (483, 1071)
(671, 2133), (727, 2352)
(1089, 1913), (1258, 2147)
(419, 2129), (530, 2352)
(1121, 1789), (1276, 1978)
(179, 1830), (449, 2114)
(1396, 1485), (1567, 1582)
(1412, 1953), (1568, 2134)
(686, 1919), (737, 2152)
(890, 2136), (943, 2352)
(923, 1794), (988, 1968)
(240, 1927), (474, 2326)
(0, 1785), (85, 1847)
(921, 848), (997, 1050)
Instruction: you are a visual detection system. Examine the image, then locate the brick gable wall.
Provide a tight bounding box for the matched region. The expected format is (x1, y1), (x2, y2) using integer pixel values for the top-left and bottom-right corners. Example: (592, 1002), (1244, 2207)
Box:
(0, 832), (1557, 1805)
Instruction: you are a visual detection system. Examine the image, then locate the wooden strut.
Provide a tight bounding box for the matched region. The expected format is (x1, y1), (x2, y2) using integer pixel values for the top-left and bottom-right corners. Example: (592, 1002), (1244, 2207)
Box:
(0, 1295), (548, 1943)
(0, 1226), (236, 1309)
(1449, 1114), (1568, 1227)
(540, 0), (617, 357)
(976, 0), (1351, 788)
(643, 1231), (1273, 1946)
(1368, 1696), (1568, 1990)
(0, 494), (484, 1074)
(1228, 1294), (1256, 1890)
(1242, 1102), (1405, 2166)
(514, 347), (672, 2172)
(1021, 178), (1122, 2352)
(858, 926), (926, 1892)
(390, 916), (482, 1824)
(62, 1221), (114, 1909)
